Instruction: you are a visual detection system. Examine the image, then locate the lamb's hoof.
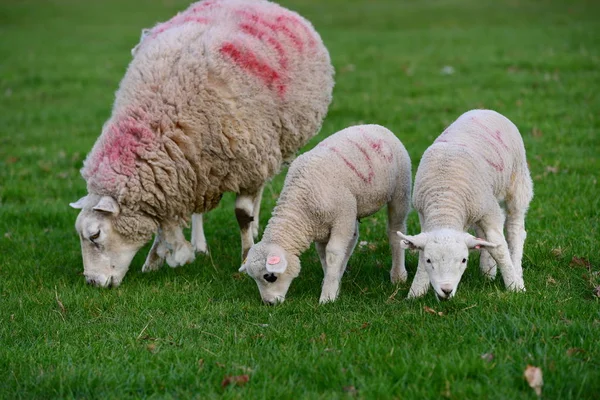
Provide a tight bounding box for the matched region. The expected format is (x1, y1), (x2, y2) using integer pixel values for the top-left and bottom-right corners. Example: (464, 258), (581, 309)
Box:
(193, 241), (209, 255)
(319, 293), (338, 304)
(508, 280), (526, 292)
(390, 268), (408, 284)
(166, 242), (196, 268)
(406, 288), (428, 299)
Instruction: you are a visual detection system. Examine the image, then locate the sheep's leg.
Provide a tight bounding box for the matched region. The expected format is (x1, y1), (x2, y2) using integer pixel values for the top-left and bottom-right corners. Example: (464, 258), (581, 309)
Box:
(142, 230), (166, 272)
(320, 216), (357, 304)
(315, 242), (328, 275)
(251, 184), (264, 240)
(407, 260), (430, 298)
(235, 189), (262, 260)
(480, 209), (524, 291)
(191, 213), (209, 255)
(474, 224), (496, 280)
(505, 173), (533, 286)
(387, 194), (409, 284)
(160, 223), (196, 268)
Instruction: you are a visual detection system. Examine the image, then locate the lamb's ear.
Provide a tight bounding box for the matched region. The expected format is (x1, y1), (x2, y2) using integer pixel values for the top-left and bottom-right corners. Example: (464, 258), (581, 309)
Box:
(239, 264), (247, 273)
(69, 195), (88, 209)
(397, 232), (428, 250)
(93, 196), (119, 214)
(465, 234), (497, 250)
(265, 244), (288, 273)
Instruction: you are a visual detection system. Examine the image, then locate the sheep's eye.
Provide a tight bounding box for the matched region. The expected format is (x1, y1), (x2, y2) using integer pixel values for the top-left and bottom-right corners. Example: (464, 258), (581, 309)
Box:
(462, 258), (467, 263)
(426, 259), (431, 263)
(89, 231), (100, 242)
(263, 273), (277, 283)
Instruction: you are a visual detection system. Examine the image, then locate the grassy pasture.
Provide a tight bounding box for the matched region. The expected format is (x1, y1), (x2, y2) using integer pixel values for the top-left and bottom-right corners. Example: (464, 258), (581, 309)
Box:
(0, 0), (599, 398)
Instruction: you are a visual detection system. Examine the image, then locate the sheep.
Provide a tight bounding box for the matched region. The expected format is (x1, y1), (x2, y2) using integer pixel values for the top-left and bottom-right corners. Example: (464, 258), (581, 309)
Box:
(69, 0), (334, 288)
(397, 109), (533, 300)
(239, 124), (412, 304)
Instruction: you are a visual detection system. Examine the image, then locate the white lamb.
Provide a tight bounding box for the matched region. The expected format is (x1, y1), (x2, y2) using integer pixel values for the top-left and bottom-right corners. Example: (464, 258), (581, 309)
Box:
(69, 0), (334, 287)
(398, 109), (533, 300)
(239, 125), (412, 304)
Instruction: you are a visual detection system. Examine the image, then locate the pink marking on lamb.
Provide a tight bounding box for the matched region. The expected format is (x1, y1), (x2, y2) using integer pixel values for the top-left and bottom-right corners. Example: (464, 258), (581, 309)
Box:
(275, 14), (317, 49)
(322, 142), (374, 184)
(469, 117), (507, 172)
(362, 134), (394, 163)
(149, 14), (211, 39)
(240, 23), (288, 69)
(237, 10), (305, 52)
(470, 118), (509, 150)
(220, 42), (286, 95)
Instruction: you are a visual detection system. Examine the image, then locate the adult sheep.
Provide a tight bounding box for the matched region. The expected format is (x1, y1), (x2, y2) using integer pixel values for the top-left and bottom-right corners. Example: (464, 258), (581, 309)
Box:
(70, 0), (334, 288)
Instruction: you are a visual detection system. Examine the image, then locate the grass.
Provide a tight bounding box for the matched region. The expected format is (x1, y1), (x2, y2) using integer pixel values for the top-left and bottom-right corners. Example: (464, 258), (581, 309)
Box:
(1, 0), (599, 398)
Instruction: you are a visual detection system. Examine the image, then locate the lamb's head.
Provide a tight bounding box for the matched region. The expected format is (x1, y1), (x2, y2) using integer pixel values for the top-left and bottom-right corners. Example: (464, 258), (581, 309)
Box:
(239, 242), (300, 305)
(398, 229), (496, 300)
(70, 194), (152, 288)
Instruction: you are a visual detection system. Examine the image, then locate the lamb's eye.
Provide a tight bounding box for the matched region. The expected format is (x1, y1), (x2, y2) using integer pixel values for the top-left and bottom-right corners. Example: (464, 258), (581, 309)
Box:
(426, 259), (431, 263)
(263, 273), (278, 283)
(462, 258), (467, 263)
(89, 231), (100, 242)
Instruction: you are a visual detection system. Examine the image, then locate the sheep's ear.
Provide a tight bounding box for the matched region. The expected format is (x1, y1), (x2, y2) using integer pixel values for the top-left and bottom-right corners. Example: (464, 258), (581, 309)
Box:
(397, 232), (428, 250)
(465, 234), (497, 250)
(265, 244), (288, 273)
(239, 264), (247, 273)
(69, 195), (88, 209)
(93, 196), (119, 214)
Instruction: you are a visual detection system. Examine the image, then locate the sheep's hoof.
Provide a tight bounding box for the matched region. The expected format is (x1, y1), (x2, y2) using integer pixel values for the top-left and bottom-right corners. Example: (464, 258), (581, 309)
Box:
(193, 241), (209, 255)
(390, 268), (408, 284)
(166, 242), (196, 267)
(142, 253), (164, 272)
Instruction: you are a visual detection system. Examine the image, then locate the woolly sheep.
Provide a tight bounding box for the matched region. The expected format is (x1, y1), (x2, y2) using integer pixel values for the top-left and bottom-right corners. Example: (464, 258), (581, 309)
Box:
(70, 0), (334, 287)
(398, 109), (533, 300)
(239, 125), (412, 304)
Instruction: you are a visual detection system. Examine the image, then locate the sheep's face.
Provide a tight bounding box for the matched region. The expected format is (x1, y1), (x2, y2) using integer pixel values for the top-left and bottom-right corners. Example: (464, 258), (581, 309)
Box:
(239, 242), (300, 305)
(398, 230), (496, 299)
(71, 195), (146, 288)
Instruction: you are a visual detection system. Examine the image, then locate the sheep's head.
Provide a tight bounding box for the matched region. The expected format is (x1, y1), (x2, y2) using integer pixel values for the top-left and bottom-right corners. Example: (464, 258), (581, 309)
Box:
(239, 242), (300, 305)
(398, 229), (496, 300)
(70, 194), (150, 287)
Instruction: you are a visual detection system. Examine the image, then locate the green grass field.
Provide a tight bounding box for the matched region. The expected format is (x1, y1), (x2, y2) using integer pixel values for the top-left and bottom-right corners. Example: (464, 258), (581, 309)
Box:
(1, 0), (599, 398)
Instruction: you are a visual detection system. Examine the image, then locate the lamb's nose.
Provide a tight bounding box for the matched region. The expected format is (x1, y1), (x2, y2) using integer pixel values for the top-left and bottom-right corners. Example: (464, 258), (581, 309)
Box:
(262, 299), (275, 306)
(441, 288), (452, 297)
(85, 277), (96, 286)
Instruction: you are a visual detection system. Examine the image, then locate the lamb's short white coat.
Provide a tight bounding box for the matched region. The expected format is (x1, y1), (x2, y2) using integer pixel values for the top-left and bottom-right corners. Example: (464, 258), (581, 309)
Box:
(240, 124), (412, 304)
(398, 109), (533, 300)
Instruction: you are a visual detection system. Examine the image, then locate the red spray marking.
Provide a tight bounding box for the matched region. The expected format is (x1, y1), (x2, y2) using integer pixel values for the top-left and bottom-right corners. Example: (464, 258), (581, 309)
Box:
(321, 140), (376, 184)
(359, 131), (394, 163)
(275, 14), (317, 49)
(220, 42), (285, 95)
(240, 23), (288, 69)
(470, 117), (507, 171)
(237, 10), (306, 52)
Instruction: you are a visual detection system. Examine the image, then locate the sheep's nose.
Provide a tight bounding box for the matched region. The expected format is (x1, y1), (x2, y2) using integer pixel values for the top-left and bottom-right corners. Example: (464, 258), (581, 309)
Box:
(85, 277), (97, 286)
(441, 288), (452, 297)
(262, 299), (275, 306)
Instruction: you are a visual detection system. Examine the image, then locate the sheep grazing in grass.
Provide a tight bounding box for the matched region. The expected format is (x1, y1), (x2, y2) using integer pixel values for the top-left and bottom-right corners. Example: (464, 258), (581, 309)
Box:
(398, 109), (533, 300)
(70, 0), (334, 288)
(239, 125), (412, 304)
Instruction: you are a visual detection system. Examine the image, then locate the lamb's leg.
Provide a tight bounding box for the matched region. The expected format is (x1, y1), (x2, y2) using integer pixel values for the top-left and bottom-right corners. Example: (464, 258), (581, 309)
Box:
(474, 224), (496, 280)
(315, 242), (328, 275)
(320, 215), (357, 304)
(142, 230), (167, 272)
(251, 184), (264, 240)
(505, 174), (533, 287)
(191, 213), (209, 255)
(387, 194), (409, 284)
(480, 208), (524, 291)
(161, 223), (195, 268)
(235, 189), (262, 261)
(407, 260), (430, 298)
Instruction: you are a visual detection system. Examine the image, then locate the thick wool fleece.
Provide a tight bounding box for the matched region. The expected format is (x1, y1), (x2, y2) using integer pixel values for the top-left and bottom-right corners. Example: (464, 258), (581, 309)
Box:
(81, 0), (334, 241)
(413, 109), (533, 231)
(262, 124), (412, 256)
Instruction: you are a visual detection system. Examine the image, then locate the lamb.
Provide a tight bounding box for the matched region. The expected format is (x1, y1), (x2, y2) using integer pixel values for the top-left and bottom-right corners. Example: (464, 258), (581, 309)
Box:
(398, 109), (533, 300)
(239, 125), (412, 304)
(69, 0), (334, 288)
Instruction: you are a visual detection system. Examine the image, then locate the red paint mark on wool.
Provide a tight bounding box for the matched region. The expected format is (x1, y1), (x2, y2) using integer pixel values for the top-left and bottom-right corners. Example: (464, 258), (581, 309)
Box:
(360, 132), (394, 163)
(470, 117), (506, 172)
(240, 23), (288, 69)
(220, 42), (285, 95)
(322, 142), (375, 184)
(84, 111), (155, 190)
(237, 10), (306, 52)
(275, 14), (317, 49)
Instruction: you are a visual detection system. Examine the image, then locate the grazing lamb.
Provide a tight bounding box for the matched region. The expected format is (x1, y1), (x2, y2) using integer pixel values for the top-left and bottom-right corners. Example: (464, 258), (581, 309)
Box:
(239, 125), (412, 304)
(70, 0), (334, 287)
(398, 109), (533, 300)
